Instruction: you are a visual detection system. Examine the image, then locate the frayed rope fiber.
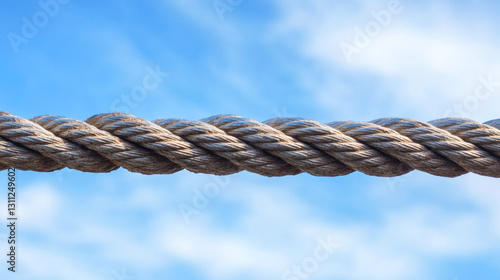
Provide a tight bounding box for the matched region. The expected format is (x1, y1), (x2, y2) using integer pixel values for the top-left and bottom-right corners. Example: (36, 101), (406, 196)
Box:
(2, 111), (500, 177)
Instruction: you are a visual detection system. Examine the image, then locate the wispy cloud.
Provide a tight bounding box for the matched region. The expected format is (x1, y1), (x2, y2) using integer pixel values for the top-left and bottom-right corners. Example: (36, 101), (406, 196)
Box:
(270, 0), (500, 120)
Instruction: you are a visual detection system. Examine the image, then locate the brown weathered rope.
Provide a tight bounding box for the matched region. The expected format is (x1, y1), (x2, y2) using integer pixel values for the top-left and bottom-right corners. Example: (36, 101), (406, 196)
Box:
(1, 111), (500, 177)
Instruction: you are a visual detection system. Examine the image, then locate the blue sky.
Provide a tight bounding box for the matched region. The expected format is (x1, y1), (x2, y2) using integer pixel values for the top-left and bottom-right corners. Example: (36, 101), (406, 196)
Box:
(1, 0), (500, 279)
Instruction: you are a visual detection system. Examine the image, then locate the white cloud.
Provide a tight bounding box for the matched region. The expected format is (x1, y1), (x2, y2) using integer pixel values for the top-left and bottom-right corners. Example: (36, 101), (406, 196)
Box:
(157, 219), (289, 279)
(152, 182), (427, 280)
(383, 205), (492, 256)
(161, 0), (243, 43)
(12, 173), (500, 280)
(19, 182), (63, 230)
(20, 246), (98, 280)
(270, 0), (500, 119)
(461, 175), (500, 238)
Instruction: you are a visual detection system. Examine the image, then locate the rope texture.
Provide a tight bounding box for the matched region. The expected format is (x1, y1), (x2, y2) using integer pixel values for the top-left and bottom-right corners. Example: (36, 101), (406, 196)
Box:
(1, 111), (500, 178)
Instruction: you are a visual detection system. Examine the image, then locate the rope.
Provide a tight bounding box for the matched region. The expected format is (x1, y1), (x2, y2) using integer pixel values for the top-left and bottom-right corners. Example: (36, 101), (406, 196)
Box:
(1, 111), (500, 178)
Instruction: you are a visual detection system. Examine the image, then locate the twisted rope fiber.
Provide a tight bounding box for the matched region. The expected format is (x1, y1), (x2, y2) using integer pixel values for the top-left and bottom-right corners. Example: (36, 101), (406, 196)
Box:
(2, 111), (500, 177)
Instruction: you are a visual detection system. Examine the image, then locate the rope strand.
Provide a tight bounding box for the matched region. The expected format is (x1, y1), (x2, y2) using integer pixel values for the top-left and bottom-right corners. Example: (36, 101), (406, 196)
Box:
(1, 111), (500, 177)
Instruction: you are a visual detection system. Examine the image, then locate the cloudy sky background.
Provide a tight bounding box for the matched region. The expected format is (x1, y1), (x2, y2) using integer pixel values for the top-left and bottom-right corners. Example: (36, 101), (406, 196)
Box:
(1, 0), (500, 279)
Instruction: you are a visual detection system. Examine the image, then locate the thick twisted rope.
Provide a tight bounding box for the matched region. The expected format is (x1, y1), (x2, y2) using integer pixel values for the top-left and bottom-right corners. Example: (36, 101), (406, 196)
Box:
(1, 111), (500, 177)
